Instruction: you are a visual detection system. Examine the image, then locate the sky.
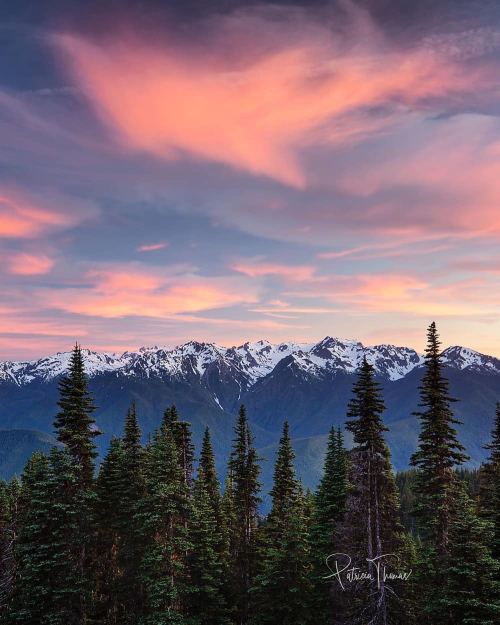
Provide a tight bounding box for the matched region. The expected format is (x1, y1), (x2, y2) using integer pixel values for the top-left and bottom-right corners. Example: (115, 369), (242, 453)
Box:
(1, 0), (500, 360)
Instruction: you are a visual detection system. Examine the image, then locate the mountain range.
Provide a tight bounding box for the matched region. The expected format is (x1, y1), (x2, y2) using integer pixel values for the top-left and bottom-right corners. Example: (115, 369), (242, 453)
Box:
(1, 337), (499, 494)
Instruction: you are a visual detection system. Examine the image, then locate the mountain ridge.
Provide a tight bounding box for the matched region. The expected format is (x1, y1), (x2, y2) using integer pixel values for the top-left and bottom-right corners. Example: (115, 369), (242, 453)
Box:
(2, 337), (499, 389)
(1, 336), (499, 487)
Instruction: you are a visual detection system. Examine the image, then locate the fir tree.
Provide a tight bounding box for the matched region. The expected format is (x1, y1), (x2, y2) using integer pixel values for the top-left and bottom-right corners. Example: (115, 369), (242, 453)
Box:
(10, 450), (90, 625)
(410, 322), (468, 555)
(335, 358), (407, 625)
(8, 453), (53, 624)
(478, 402), (500, 559)
(93, 436), (125, 624)
(139, 421), (192, 624)
(310, 427), (348, 623)
(54, 344), (99, 488)
(227, 405), (261, 625)
(437, 484), (500, 625)
(0, 478), (19, 617)
(252, 422), (313, 625)
(187, 465), (229, 625)
(163, 405), (194, 489)
(220, 473), (238, 621)
(199, 427), (221, 515)
(118, 403), (146, 622)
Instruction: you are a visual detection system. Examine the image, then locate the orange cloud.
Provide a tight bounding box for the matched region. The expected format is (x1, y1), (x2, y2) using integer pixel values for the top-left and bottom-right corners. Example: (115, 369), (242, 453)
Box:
(55, 9), (475, 187)
(231, 261), (317, 282)
(335, 114), (500, 235)
(0, 187), (95, 239)
(7, 253), (55, 275)
(39, 264), (259, 318)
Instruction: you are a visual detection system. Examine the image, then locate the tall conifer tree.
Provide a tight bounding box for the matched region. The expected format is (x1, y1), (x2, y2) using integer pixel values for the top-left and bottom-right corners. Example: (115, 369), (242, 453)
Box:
(410, 322), (468, 554)
(228, 405), (261, 625)
(252, 422), (313, 625)
(334, 358), (406, 625)
(311, 427), (348, 623)
(93, 436), (125, 624)
(163, 405), (194, 489)
(54, 344), (98, 488)
(478, 402), (500, 559)
(0, 478), (19, 617)
(139, 421), (192, 624)
(119, 402), (146, 622)
(10, 450), (90, 625)
(199, 427), (221, 515)
(438, 483), (500, 625)
(188, 464), (229, 624)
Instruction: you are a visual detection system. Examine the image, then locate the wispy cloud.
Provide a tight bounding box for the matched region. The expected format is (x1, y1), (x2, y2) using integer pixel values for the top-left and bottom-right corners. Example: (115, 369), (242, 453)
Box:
(7, 253), (55, 275)
(137, 241), (169, 252)
(54, 5), (488, 187)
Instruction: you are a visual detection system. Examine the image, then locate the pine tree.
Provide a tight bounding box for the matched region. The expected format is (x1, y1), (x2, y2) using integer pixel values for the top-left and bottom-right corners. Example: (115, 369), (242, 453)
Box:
(54, 344), (99, 488)
(93, 436), (125, 624)
(8, 453), (53, 624)
(310, 427), (348, 623)
(199, 427), (221, 516)
(92, 405), (146, 624)
(187, 465), (229, 625)
(227, 405), (261, 625)
(163, 405), (194, 489)
(334, 358), (407, 625)
(437, 483), (500, 624)
(478, 402), (500, 559)
(0, 478), (19, 617)
(139, 421), (192, 624)
(9, 450), (90, 625)
(118, 403), (146, 622)
(252, 422), (313, 625)
(220, 473), (238, 621)
(410, 322), (468, 554)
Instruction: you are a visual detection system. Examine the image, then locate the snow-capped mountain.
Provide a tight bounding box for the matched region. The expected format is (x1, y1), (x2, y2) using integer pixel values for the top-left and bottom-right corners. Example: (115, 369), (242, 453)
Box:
(1, 337), (499, 388)
(1, 336), (499, 484)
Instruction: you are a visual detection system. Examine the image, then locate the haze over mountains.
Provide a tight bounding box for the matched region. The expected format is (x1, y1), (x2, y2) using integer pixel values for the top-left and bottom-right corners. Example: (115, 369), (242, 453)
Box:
(1, 337), (499, 492)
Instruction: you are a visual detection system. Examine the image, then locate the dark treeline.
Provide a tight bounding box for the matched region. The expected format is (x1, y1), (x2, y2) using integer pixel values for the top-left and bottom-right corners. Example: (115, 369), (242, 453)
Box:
(0, 322), (499, 624)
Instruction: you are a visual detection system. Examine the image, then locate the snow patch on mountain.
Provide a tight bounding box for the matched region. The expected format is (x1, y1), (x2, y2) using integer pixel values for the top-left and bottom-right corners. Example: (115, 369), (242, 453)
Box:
(442, 346), (500, 373)
(0, 338), (498, 387)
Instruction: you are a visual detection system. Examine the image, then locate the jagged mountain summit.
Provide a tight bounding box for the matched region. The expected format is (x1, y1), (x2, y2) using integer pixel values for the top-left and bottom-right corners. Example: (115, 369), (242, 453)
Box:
(1, 336), (499, 389)
(0, 336), (499, 484)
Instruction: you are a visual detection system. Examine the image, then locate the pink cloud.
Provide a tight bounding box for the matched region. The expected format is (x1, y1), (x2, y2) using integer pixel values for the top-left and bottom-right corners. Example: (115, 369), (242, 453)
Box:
(0, 187), (96, 239)
(137, 241), (169, 252)
(231, 261), (317, 282)
(7, 253), (55, 275)
(39, 264), (259, 318)
(334, 114), (500, 236)
(54, 7), (479, 187)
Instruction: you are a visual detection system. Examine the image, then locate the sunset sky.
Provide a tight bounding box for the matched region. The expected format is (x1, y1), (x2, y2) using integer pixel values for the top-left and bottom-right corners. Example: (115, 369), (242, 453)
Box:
(2, 0), (500, 360)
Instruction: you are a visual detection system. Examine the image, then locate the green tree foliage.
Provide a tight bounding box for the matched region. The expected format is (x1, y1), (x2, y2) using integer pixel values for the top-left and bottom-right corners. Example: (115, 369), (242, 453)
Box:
(9, 450), (91, 625)
(2, 338), (499, 625)
(139, 421), (192, 624)
(227, 405), (261, 625)
(188, 463), (230, 625)
(310, 427), (348, 623)
(435, 483), (500, 625)
(478, 402), (500, 559)
(199, 427), (221, 516)
(0, 478), (19, 617)
(334, 358), (407, 625)
(252, 422), (313, 625)
(54, 344), (99, 488)
(410, 322), (468, 554)
(93, 436), (126, 624)
(163, 405), (194, 489)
